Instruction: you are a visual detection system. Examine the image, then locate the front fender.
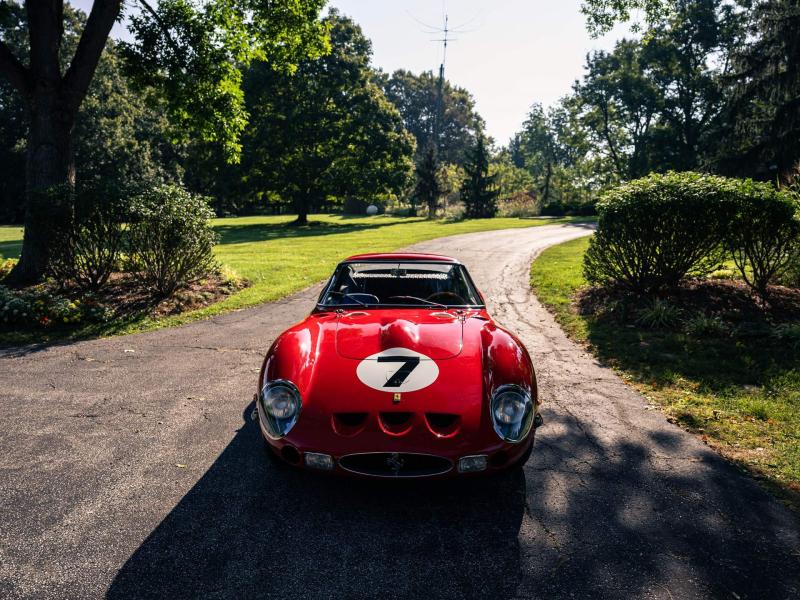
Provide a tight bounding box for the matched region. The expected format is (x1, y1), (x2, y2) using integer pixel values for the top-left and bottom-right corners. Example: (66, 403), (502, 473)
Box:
(257, 313), (336, 399)
(480, 322), (538, 406)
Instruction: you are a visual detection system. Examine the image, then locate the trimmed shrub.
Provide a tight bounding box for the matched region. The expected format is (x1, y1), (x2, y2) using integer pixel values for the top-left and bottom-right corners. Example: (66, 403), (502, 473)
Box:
(128, 185), (218, 297)
(584, 172), (737, 293)
(725, 183), (800, 300)
(48, 183), (127, 291)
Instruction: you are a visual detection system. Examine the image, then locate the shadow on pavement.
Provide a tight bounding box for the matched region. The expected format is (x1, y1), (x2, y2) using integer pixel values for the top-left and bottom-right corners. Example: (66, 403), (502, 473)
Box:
(107, 396), (800, 599)
(107, 404), (526, 599)
(525, 412), (800, 599)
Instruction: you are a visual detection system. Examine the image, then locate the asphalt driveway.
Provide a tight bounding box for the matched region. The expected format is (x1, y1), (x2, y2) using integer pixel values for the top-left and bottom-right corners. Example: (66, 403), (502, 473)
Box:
(1, 223), (798, 599)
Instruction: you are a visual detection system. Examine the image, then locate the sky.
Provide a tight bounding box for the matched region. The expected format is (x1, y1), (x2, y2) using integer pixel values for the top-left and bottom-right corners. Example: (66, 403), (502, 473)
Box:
(76, 0), (635, 145)
(329, 1), (634, 144)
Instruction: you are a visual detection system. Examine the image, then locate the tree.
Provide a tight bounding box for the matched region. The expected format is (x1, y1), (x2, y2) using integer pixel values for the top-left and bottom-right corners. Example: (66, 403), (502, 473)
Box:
(0, 0), (327, 283)
(238, 10), (415, 225)
(490, 155), (536, 200)
(574, 40), (661, 181)
(414, 143), (442, 218)
(642, 0), (743, 172)
(379, 69), (485, 166)
(717, 0), (800, 184)
(581, 0), (672, 36)
(461, 134), (498, 218)
(511, 104), (559, 204)
(0, 6), (180, 222)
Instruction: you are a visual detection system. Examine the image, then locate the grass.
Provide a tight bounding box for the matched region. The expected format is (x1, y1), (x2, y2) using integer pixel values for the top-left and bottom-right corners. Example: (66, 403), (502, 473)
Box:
(531, 236), (800, 509)
(0, 213), (592, 343)
(0, 225), (23, 260)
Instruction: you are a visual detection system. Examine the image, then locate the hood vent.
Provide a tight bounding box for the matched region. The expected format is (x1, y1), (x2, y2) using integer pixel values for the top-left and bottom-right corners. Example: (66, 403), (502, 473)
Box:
(378, 412), (414, 435)
(332, 412), (368, 437)
(424, 413), (461, 438)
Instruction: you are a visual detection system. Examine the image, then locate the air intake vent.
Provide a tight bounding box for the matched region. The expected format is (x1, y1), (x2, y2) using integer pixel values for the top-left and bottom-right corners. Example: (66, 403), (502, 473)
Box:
(332, 412), (368, 436)
(425, 413), (461, 437)
(378, 412), (413, 435)
(339, 453), (452, 477)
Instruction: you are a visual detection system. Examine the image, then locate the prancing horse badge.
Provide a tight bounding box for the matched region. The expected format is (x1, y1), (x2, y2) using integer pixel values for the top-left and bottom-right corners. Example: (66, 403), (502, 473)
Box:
(392, 393), (401, 404)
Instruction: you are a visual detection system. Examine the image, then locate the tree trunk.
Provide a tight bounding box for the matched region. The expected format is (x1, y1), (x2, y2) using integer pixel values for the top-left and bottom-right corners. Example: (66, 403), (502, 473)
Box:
(8, 91), (76, 284)
(293, 196), (309, 225)
(0, 0), (122, 284)
(427, 196), (437, 219)
(542, 162), (552, 206)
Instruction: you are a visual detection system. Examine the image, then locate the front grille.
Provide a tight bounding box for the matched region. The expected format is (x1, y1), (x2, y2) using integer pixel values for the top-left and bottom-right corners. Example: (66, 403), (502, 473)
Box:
(339, 452), (453, 477)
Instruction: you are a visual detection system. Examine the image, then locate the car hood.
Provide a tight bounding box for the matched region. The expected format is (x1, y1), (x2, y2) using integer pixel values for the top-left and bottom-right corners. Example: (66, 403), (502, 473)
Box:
(335, 309), (463, 360)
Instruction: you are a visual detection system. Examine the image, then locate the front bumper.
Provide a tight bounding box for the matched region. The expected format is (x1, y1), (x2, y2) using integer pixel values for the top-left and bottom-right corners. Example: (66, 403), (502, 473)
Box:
(255, 400), (538, 478)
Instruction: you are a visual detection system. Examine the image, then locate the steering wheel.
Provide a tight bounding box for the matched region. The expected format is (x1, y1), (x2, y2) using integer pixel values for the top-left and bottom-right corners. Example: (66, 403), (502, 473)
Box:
(427, 291), (466, 305)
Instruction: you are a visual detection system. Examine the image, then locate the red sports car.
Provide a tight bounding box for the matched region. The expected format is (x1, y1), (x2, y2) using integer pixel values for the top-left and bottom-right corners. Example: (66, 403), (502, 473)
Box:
(255, 253), (542, 477)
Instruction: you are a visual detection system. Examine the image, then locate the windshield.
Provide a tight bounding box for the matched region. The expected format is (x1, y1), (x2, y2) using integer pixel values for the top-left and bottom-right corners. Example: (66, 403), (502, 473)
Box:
(319, 262), (483, 308)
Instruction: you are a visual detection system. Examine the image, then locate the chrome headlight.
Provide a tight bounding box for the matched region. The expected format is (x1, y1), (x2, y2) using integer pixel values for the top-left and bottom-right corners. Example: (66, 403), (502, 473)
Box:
(260, 380), (301, 439)
(490, 384), (534, 443)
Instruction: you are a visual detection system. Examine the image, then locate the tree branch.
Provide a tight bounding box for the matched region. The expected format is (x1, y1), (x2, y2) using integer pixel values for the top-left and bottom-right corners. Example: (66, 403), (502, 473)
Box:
(135, 0), (184, 57)
(0, 40), (30, 95)
(62, 0), (122, 113)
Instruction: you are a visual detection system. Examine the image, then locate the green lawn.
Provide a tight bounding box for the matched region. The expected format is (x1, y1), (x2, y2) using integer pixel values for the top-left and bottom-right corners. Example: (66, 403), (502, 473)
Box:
(531, 236), (800, 508)
(0, 213), (592, 339)
(0, 225), (23, 261)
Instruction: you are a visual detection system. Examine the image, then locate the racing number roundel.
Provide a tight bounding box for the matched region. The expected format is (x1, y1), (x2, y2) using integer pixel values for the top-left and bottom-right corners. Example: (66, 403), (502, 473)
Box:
(356, 347), (439, 393)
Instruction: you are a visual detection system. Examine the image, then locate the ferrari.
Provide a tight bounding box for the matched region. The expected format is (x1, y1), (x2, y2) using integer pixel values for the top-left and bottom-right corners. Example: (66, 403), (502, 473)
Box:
(255, 253), (542, 477)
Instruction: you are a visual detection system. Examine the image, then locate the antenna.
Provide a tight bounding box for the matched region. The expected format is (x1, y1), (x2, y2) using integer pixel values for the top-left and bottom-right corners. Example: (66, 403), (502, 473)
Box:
(407, 7), (477, 158)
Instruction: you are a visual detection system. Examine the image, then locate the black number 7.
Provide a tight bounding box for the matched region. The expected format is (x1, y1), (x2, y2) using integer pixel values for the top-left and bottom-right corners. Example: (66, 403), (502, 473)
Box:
(378, 356), (420, 387)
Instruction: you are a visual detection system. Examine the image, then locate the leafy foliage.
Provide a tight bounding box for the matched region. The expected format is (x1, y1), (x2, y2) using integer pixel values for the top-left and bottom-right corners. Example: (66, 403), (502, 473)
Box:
(128, 185), (218, 297)
(121, 0), (329, 162)
(585, 172), (800, 297)
(233, 11), (415, 222)
(48, 183), (127, 292)
(584, 172), (734, 292)
(726, 183), (800, 299)
(0, 285), (110, 328)
(717, 0), (800, 183)
(0, 6), (180, 223)
(461, 134), (499, 219)
(414, 144), (443, 218)
(684, 312), (728, 337)
(581, 0), (672, 36)
(635, 298), (683, 328)
(379, 69), (484, 167)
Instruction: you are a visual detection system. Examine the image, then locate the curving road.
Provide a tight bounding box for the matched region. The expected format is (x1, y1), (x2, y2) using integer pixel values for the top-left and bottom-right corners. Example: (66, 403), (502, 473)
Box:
(1, 223), (798, 599)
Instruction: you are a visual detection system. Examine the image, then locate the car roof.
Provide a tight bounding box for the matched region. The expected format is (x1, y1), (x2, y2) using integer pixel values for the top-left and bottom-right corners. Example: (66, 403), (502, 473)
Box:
(342, 252), (461, 264)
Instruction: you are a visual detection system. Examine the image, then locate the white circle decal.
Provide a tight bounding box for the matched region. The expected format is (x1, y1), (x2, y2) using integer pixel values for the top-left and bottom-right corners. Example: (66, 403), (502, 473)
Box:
(356, 347), (439, 393)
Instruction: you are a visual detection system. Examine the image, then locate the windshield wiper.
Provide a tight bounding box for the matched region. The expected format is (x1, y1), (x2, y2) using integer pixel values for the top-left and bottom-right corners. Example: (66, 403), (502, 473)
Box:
(324, 291), (368, 306)
(386, 295), (447, 309)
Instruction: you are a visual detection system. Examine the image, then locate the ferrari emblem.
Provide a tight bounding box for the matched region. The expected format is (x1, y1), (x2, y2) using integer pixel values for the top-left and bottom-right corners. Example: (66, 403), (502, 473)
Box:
(387, 452), (404, 474)
(392, 393), (401, 404)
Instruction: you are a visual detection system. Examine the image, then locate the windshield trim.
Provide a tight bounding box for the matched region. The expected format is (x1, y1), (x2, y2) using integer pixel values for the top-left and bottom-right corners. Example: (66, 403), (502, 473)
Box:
(316, 260), (486, 309)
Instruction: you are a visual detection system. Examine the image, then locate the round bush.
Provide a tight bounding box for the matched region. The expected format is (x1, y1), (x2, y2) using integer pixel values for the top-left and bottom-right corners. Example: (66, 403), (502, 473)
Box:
(584, 172), (738, 293)
(725, 181), (800, 300)
(128, 185), (219, 297)
(48, 183), (128, 291)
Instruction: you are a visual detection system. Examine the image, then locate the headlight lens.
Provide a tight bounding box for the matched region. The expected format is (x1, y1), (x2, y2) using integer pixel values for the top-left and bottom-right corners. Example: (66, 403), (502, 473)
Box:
(490, 385), (534, 443)
(260, 380), (301, 439)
